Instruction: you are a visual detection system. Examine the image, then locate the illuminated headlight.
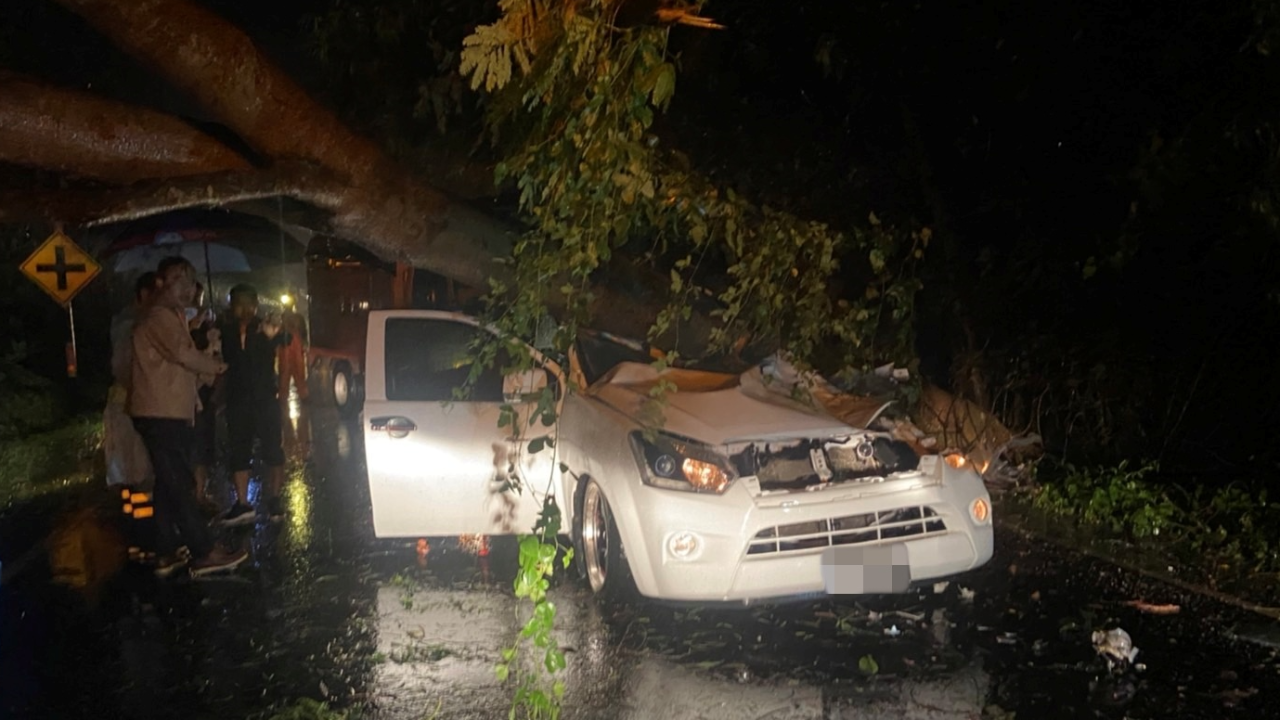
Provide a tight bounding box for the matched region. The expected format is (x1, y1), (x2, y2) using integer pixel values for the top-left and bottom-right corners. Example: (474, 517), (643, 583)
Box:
(667, 531), (701, 559)
(630, 431), (735, 494)
(944, 453), (968, 469)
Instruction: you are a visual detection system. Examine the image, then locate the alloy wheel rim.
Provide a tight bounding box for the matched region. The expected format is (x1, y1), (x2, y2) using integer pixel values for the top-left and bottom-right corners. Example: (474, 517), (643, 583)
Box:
(582, 482), (611, 592)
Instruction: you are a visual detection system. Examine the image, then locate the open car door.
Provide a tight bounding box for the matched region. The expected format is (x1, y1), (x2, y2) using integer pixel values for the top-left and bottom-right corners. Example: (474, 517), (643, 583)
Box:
(363, 310), (560, 537)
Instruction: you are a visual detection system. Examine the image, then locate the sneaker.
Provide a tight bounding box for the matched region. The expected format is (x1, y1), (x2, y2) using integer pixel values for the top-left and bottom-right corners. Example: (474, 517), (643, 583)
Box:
(266, 496), (286, 521)
(221, 502), (256, 527)
(189, 548), (249, 577)
(154, 553), (189, 578)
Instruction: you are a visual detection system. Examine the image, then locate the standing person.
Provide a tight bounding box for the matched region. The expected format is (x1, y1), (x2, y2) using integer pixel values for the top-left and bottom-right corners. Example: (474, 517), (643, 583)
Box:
(106, 272), (158, 490)
(130, 258), (247, 577)
(277, 290), (309, 403)
(220, 284), (288, 524)
(188, 282), (221, 509)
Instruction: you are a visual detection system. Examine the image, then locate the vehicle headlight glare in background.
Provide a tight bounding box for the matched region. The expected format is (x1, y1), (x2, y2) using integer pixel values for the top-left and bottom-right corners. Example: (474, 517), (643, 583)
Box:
(668, 531), (700, 559)
(970, 497), (990, 524)
(682, 458), (730, 493)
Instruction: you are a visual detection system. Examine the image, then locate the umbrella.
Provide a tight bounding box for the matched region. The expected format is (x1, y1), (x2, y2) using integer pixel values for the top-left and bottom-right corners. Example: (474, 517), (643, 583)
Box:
(110, 231), (252, 274)
(102, 209), (308, 301)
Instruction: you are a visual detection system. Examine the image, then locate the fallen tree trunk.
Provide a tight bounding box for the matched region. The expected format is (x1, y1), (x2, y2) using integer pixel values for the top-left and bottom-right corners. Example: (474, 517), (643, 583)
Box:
(0, 71), (251, 183)
(50, 0), (506, 283)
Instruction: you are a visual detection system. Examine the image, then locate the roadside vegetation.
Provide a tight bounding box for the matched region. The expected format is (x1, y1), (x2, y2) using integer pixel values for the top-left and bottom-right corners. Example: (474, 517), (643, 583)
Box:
(0, 415), (102, 509)
(1017, 461), (1280, 607)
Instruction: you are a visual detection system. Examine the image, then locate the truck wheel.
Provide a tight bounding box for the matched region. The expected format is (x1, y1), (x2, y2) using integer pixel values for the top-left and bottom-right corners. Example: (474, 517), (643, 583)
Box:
(576, 479), (636, 602)
(332, 360), (363, 417)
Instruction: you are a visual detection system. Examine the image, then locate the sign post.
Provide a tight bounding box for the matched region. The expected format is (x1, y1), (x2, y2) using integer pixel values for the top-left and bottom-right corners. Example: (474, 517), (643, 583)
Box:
(19, 227), (101, 378)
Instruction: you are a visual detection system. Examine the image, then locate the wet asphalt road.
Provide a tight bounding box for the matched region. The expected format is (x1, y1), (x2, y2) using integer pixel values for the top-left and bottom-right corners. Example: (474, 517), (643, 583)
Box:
(2, 406), (1279, 720)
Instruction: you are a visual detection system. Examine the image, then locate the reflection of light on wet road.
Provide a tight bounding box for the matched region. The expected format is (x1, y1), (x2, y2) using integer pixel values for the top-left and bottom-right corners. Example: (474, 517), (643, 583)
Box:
(287, 391), (301, 422)
(372, 583), (508, 717)
(335, 422), (351, 460)
(366, 573), (934, 719)
(285, 464), (312, 551)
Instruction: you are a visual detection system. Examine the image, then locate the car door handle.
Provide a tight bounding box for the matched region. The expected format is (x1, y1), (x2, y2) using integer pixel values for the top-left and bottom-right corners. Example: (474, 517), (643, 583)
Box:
(370, 416), (417, 439)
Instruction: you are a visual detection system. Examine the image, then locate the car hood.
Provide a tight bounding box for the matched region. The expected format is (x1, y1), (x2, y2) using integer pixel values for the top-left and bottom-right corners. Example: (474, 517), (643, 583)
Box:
(586, 362), (859, 445)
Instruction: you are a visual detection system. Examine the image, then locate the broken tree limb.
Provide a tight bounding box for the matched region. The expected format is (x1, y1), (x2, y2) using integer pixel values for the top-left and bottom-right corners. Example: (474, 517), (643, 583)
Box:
(0, 71), (251, 183)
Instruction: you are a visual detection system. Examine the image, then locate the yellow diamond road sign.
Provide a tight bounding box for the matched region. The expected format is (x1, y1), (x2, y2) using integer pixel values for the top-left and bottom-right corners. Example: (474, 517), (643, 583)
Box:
(20, 231), (101, 306)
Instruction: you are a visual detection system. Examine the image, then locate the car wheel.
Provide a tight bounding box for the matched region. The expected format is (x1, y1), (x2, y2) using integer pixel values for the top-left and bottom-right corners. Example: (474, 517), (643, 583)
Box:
(578, 479), (635, 601)
(332, 360), (362, 417)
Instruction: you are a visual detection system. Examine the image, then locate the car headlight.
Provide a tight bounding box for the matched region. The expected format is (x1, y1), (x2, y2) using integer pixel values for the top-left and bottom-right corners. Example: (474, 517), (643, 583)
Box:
(630, 431), (736, 494)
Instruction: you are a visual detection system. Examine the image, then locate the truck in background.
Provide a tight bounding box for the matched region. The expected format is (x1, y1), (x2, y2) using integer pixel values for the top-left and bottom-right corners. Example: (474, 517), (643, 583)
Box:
(305, 236), (473, 416)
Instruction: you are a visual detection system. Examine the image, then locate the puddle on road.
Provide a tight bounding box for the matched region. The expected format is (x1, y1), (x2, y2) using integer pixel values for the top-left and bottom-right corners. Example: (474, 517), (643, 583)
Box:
(3, 408), (1279, 719)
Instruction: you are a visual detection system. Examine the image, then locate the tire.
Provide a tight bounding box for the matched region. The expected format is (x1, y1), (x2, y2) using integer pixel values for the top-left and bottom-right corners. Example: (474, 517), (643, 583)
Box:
(575, 479), (636, 601)
(332, 360), (363, 418)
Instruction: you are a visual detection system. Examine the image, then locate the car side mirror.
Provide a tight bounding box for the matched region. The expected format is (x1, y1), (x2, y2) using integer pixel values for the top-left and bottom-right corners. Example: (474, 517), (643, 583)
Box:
(503, 368), (549, 403)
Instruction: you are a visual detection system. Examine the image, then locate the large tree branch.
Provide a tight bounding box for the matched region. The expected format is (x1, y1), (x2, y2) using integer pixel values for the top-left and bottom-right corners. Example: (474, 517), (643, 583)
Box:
(0, 161), (509, 291)
(0, 71), (251, 182)
(51, 0), (490, 276)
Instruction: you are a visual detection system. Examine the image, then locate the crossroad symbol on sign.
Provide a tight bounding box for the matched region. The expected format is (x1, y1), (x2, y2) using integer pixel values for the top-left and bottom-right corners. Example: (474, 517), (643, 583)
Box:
(20, 231), (101, 306)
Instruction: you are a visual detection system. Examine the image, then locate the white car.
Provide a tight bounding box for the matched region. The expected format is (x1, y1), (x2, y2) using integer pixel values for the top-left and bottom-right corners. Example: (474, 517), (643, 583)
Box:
(362, 310), (994, 603)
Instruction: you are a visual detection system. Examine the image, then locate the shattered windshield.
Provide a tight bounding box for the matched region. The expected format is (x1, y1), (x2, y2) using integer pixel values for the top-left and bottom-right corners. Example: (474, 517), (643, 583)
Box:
(574, 329), (758, 386)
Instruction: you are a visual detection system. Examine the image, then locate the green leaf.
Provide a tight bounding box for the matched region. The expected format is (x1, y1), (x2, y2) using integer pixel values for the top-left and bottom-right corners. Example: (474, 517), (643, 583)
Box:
(868, 248), (886, 273)
(858, 654), (879, 675)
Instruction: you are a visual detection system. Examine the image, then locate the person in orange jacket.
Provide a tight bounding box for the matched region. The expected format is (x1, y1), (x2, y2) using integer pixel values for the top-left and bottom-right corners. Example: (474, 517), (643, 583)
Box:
(277, 290), (309, 403)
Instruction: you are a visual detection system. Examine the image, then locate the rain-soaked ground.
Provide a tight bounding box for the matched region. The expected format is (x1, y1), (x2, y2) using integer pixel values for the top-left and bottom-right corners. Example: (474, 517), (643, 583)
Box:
(3, 405), (1279, 719)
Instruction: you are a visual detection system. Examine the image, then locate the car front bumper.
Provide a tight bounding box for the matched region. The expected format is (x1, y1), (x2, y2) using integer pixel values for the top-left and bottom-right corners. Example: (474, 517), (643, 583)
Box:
(611, 465), (994, 603)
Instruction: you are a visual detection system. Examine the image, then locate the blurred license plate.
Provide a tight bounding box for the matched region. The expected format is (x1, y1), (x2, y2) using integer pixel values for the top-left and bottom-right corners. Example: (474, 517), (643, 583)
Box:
(821, 544), (911, 594)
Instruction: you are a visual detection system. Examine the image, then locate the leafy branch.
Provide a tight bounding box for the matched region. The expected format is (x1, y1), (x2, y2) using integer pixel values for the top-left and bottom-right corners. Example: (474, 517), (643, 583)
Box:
(458, 3), (928, 717)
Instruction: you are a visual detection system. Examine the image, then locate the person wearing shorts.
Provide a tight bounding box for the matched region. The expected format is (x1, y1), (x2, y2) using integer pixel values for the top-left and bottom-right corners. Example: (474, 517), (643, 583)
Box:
(218, 284), (287, 525)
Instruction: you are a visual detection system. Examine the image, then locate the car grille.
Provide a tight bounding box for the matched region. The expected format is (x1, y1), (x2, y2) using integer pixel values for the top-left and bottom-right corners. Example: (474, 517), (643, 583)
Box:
(745, 505), (947, 556)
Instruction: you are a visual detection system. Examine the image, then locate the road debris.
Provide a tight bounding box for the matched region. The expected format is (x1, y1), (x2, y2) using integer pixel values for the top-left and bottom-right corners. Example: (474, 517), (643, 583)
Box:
(1092, 628), (1140, 672)
(1123, 599), (1181, 615)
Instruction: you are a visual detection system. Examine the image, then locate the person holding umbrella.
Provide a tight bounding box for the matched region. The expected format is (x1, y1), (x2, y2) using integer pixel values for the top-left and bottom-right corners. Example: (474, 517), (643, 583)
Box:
(130, 258), (247, 577)
(189, 281), (221, 511)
